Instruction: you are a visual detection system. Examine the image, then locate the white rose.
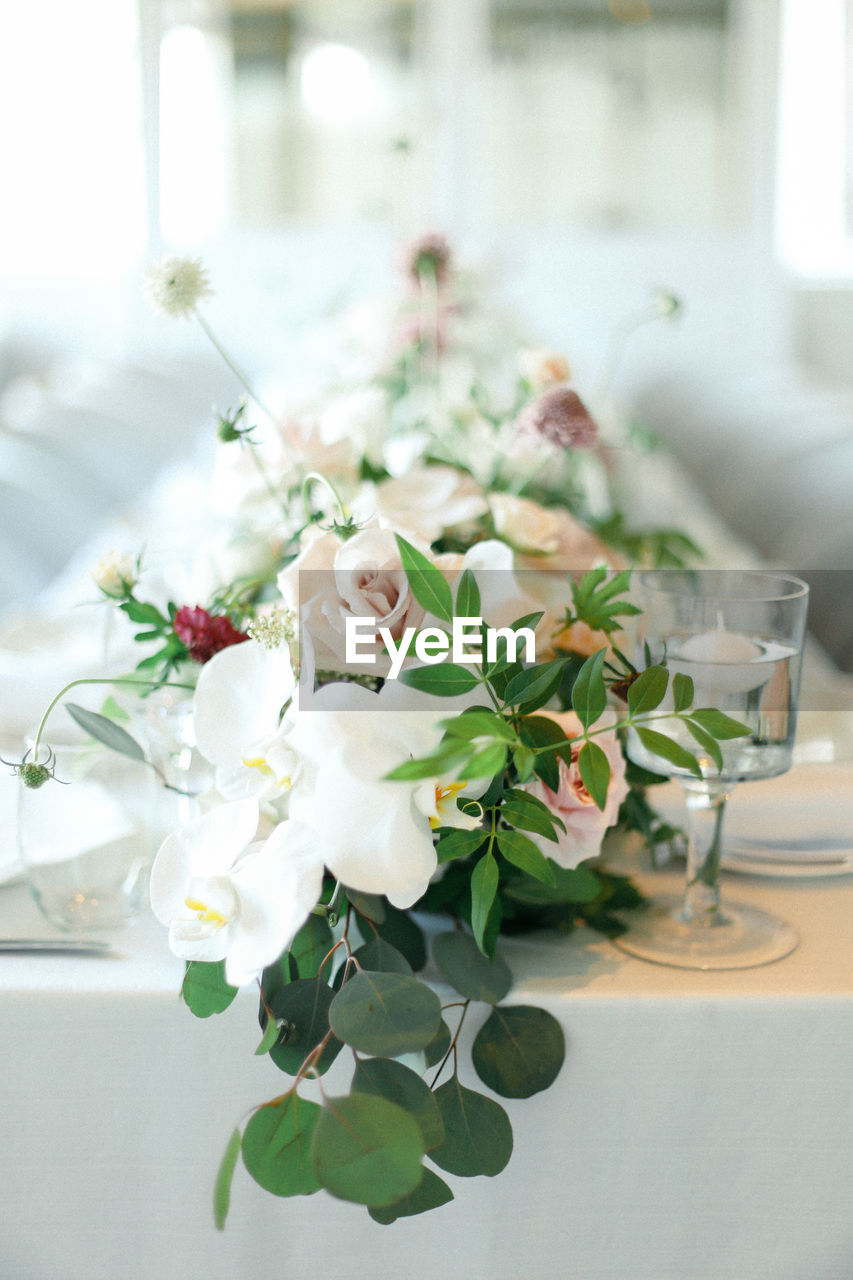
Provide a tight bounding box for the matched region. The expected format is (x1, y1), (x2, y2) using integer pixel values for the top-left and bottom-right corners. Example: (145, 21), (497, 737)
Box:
(351, 465), (488, 544)
(92, 550), (137, 598)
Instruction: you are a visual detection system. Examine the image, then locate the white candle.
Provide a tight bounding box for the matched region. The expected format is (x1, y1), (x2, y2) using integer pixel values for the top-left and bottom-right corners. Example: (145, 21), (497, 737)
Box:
(675, 614), (762, 665)
(671, 613), (765, 696)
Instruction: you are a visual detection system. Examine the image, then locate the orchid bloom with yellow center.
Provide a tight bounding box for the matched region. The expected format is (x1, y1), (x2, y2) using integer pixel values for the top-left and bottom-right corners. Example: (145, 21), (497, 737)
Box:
(414, 778), (483, 832)
(149, 798), (324, 986)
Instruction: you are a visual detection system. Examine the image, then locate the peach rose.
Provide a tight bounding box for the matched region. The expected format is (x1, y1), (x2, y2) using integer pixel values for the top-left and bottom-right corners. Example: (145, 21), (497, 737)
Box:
(521, 708), (629, 868)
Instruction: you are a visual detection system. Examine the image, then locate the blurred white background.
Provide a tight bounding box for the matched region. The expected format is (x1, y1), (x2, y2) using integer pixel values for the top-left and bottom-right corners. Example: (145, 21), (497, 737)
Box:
(1, 0), (852, 660)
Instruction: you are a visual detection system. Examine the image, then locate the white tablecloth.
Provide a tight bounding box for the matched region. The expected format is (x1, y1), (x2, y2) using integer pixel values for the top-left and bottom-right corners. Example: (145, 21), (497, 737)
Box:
(2, 836), (852, 1280)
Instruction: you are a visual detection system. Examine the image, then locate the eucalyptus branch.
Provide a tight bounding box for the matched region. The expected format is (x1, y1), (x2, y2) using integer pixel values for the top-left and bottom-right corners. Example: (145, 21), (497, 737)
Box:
(430, 999), (470, 1089)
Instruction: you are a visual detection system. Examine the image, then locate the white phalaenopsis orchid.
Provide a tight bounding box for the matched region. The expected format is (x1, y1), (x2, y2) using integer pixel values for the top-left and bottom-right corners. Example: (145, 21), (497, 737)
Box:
(286, 679), (483, 909)
(149, 798), (324, 987)
(193, 640), (298, 802)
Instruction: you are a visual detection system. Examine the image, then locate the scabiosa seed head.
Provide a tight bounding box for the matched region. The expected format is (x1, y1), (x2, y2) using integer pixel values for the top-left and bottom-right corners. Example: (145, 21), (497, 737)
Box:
(143, 255), (213, 319)
(518, 386), (599, 452)
(402, 233), (452, 288)
(20, 762), (51, 789)
(173, 606), (250, 664)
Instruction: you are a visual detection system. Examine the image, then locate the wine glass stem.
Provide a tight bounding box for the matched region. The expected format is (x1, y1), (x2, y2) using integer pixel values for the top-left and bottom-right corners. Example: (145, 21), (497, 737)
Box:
(682, 781), (732, 924)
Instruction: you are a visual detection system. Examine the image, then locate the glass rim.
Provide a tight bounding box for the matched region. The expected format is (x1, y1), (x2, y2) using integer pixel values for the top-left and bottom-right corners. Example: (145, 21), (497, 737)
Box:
(636, 569), (810, 604)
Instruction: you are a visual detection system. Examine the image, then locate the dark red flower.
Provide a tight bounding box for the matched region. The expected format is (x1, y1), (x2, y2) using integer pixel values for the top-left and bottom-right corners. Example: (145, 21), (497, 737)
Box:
(518, 387), (599, 452)
(173, 606), (249, 664)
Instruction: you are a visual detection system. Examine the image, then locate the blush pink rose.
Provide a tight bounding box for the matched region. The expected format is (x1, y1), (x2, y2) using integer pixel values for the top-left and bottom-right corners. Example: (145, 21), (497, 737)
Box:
(522, 708), (629, 868)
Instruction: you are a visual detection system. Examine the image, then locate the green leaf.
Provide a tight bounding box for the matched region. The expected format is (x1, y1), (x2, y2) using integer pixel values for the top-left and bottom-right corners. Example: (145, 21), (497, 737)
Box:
(242, 1094), (322, 1198)
(352, 937), (412, 975)
(395, 534), (454, 623)
(268, 978), (341, 1076)
(459, 742), (508, 781)
(432, 930), (512, 1004)
(577, 740), (611, 812)
(511, 745), (535, 782)
(501, 788), (565, 840)
(570, 649), (608, 729)
(353, 1057), (444, 1149)
(385, 742), (473, 783)
(435, 828), (488, 864)
(289, 914), (334, 979)
(503, 658), (566, 710)
(470, 852), (499, 952)
(472, 1005), (565, 1099)
(497, 829), (556, 885)
(255, 1017), (282, 1056)
(214, 1128), (242, 1230)
(374, 906), (427, 972)
(329, 970), (441, 1057)
(440, 709), (517, 743)
(368, 1167), (453, 1225)
(681, 718), (723, 771)
(345, 891), (386, 923)
(504, 863), (602, 907)
(423, 1019), (452, 1068)
(182, 960), (238, 1018)
(633, 727), (703, 778)
(430, 1079), (513, 1178)
(311, 1093), (425, 1207)
(688, 708), (752, 740)
(626, 665), (669, 716)
(672, 671), (694, 713)
(64, 703), (147, 763)
(397, 664), (481, 697)
(454, 568), (481, 619)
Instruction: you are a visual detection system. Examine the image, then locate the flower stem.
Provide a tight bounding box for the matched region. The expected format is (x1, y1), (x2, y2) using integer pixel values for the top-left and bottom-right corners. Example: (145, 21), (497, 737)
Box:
(32, 676), (195, 762)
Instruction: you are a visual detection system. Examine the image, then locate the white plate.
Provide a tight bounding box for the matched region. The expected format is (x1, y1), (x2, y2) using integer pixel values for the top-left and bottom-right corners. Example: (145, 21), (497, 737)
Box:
(656, 763), (853, 878)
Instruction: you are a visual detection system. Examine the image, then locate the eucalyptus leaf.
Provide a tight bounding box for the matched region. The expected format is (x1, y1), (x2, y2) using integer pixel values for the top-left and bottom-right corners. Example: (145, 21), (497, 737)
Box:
(374, 906), (427, 971)
(242, 1094), (322, 1198)
(353, 1057), (444, 1150)
(214, 1127), (242, 1230)
(290, 914), (334, 979)
(432, 930), (512, 1004)
(472, 1005), (565, 1098)
(430, 1078), (513, 1178)
(329, 970), (441, 1057)
(345, 891), (386, 923)
(368, 1167), (454, 1225)
(352, 936), (412, 975)
(423, 1018), (452, 1068)
(255, 1017), (283, 1056)
(182, 960), (238, 1018)
(268, 978), (341, 1076)
(64, 703), (147, 763)
(311, 1093), (425, 1207)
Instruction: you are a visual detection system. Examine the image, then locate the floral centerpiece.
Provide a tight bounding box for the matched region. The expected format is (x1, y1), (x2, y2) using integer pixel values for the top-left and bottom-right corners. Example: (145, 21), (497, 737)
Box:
(12, 239), (745, 1227)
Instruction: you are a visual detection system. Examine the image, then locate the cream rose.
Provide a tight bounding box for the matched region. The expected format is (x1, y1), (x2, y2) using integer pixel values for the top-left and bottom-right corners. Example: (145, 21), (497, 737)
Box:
(522, 708), (629, 868)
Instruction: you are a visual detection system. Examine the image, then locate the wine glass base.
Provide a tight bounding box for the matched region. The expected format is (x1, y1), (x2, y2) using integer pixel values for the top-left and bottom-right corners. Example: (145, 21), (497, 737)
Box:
(613, 895), (799, 971)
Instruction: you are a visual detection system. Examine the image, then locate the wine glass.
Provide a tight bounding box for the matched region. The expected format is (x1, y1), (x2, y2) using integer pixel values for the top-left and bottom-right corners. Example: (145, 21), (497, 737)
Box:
(615, 569), (810, 970)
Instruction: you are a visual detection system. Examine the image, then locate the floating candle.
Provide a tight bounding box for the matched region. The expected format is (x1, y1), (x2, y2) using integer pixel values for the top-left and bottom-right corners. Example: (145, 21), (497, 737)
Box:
(675, 614), (762, 665)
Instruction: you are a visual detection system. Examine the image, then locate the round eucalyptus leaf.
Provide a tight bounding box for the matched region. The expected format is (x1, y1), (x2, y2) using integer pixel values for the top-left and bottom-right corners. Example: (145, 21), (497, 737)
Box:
(430, 1078), (513, 1178)
(329, 970), (441, 1057)
(269, 978), (341, 1076)
(368, 1168), (454, 1225)
(353, 1057), (444, 1150)
(182, 960), (237, 1019)
(289, 914), (334, 979)
(374, 905), (427, 971)
(311, 1093), (425, 1207)
(423, 1018), (452, 1068)
(432, 930), (512, 1004)
(242, 1094), (322, 1197)
(352, 936), (412, 975)
(472, 1005), (565, 1099)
